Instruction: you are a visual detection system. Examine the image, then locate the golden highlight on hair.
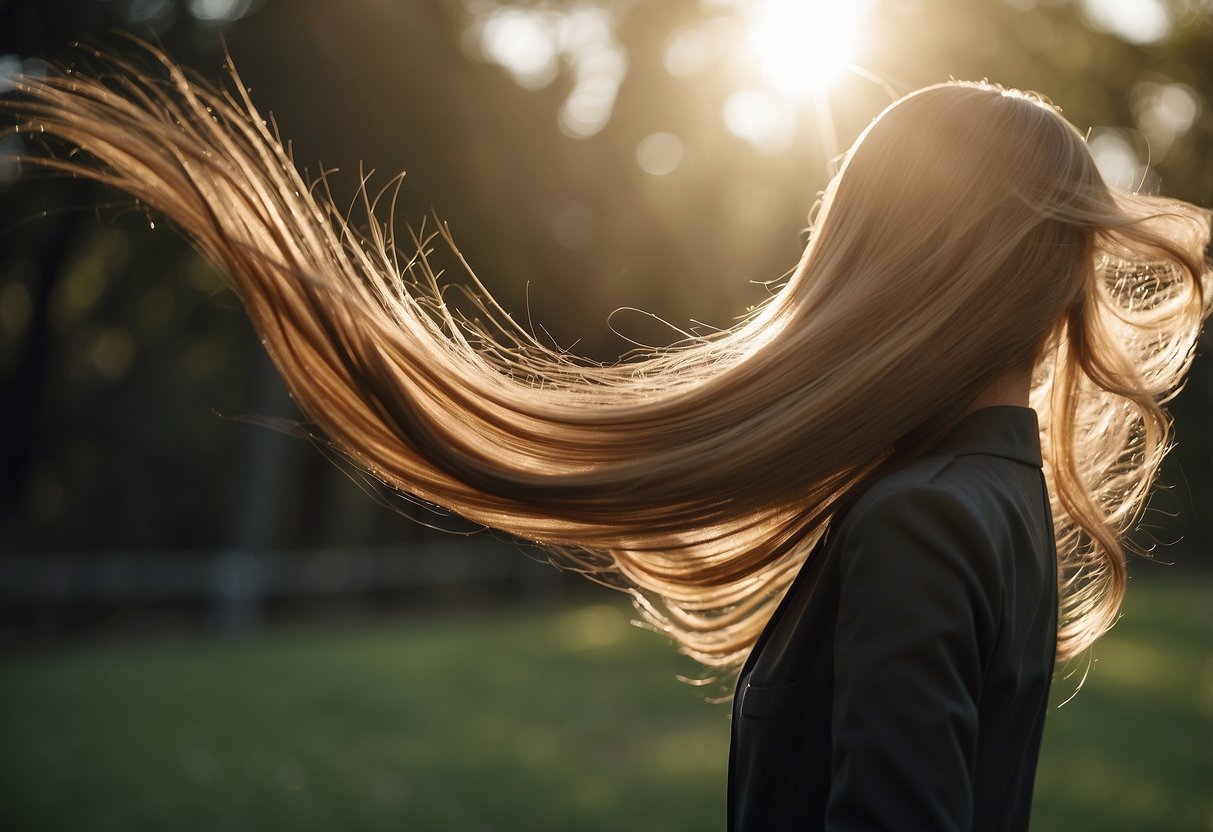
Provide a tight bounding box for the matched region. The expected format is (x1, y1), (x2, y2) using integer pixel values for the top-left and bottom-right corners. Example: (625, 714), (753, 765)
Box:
(7, 47), (1210, 670)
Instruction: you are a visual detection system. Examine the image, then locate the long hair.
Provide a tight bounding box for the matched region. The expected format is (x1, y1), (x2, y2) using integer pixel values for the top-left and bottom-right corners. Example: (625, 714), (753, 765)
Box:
(7, 48), (1210, 669)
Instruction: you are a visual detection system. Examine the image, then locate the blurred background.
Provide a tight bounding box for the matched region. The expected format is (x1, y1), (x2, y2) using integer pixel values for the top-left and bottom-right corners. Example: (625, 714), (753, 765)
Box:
(0, 0), (1210, 829)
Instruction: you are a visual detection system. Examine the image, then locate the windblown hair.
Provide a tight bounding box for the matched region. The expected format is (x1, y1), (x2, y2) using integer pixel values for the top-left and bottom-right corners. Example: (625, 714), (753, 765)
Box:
(7, 47), (1210, 669)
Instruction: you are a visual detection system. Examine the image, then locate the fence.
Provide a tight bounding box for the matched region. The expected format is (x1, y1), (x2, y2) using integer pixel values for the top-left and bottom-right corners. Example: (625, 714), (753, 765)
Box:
(0, 538), (571, 641)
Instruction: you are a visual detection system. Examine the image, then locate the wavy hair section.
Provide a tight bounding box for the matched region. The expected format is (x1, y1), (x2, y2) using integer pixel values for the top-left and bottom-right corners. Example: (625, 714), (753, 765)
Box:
(6, 49), (1210, 669)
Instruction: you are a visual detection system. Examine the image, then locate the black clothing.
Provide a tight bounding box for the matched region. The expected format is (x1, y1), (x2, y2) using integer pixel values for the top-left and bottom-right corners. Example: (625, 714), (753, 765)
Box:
(728, 406), (1058, 831)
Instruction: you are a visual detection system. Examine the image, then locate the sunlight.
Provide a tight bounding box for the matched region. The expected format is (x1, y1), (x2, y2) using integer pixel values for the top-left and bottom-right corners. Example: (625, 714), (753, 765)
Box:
(743, 0), (872, 98)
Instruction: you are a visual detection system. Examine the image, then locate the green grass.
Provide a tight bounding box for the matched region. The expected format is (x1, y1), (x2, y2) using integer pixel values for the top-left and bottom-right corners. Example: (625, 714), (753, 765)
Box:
(1, 576), (1209, 831)
(1034, 575), (1213, 831)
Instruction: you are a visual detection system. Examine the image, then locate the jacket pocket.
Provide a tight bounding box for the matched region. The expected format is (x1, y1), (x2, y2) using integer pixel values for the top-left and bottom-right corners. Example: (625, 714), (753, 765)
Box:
(739, 677), (808, 720)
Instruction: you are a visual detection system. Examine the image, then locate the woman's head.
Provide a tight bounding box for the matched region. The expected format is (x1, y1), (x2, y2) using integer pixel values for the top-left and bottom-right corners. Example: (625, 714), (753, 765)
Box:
(772, 84), (1104, 413)
(777, 79), (1211, 653)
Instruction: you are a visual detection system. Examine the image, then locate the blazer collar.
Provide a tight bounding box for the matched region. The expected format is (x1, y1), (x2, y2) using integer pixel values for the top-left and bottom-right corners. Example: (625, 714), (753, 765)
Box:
(931, 405), (1043, 468)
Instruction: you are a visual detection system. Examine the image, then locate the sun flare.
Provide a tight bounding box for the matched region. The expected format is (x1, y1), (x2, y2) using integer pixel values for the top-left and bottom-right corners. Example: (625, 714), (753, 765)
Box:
(744, 0), (872, 98)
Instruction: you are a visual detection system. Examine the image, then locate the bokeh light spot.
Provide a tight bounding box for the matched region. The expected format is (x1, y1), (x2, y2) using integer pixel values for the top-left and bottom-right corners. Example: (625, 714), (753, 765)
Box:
(635, 132), (685, 176)
(1088, 128), (1148, 190)
(479, 7), (559, 89)
(1131, 81), (1200, 160)
(663, 27), (712, 78)
(555, 6), (613, 55)
(468, 3), (626, 137)
(559, 75), (619, 137)
(124, 0), (176, 27)
(90, 328), (136, 380)
(1080, 0), (1171, 44)
(721, 89), (795, 154)
(188, 0), (259, 23)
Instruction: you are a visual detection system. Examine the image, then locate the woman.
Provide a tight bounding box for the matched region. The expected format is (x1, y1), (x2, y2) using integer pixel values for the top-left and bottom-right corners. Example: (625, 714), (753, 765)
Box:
(7, 49), (1211, 829)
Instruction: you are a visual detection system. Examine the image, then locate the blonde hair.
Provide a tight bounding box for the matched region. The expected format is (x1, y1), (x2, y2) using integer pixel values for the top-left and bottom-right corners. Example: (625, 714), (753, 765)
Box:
(8, 50), (1210, 669)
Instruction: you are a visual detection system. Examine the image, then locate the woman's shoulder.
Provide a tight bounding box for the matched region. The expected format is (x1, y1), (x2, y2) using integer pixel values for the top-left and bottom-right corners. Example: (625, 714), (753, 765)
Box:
(849, 420), (1041, 526)
(836, 451), (1014, 561)
(849, 452), (978, 519)
(822, 457), (1008, 620)
(832, 407), (1049, 572)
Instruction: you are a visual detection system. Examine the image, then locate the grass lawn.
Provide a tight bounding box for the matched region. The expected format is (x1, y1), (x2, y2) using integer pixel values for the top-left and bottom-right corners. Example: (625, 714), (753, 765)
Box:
(1, 574), (1209, 831)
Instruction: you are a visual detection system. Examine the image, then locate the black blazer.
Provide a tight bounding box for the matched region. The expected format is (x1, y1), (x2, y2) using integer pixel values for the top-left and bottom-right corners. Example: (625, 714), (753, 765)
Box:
(728, 406), (1058, 831)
